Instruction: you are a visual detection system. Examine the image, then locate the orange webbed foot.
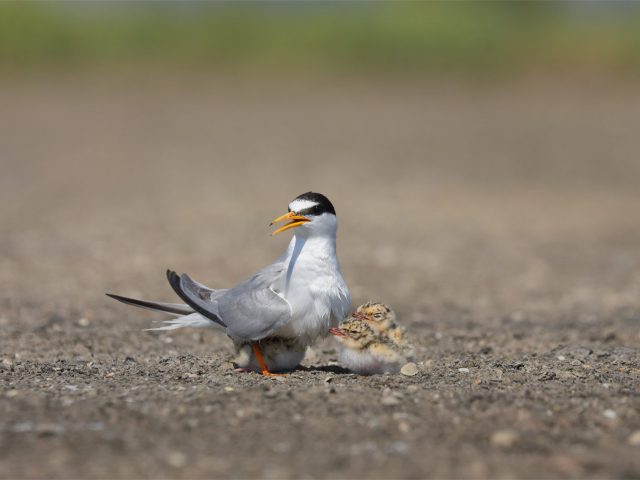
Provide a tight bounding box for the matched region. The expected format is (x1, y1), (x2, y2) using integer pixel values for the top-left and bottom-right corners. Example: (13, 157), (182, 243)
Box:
(252, 342), (288, 377)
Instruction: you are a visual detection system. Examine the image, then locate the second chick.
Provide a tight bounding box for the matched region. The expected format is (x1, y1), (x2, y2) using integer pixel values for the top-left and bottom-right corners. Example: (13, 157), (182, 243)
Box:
(330, 302), (414, 375)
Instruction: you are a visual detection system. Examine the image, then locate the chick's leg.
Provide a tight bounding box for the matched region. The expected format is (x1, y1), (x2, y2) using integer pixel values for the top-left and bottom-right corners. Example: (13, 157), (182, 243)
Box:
(252, 342), (286, 376)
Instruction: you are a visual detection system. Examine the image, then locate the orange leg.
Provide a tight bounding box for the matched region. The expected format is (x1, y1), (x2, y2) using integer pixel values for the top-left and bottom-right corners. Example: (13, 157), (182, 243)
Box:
(252, 342), (286, 376)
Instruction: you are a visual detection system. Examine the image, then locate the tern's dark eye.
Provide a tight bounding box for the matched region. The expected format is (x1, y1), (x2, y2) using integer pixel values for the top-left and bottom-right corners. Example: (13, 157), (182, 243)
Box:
(297, 204), (322, 217)
(289, 192), (336, 217)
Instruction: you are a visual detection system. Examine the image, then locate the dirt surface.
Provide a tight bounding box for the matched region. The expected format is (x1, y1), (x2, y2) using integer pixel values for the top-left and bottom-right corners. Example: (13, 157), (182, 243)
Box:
(1, 75), (640, 478)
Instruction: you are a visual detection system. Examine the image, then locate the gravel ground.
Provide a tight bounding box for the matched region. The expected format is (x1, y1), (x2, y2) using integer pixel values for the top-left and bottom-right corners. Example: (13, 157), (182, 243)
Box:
(1, 75), (640, 478)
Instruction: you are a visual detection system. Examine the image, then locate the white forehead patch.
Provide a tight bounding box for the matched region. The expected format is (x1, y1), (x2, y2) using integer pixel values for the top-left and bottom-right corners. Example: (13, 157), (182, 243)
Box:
(289, 199), (318, 213)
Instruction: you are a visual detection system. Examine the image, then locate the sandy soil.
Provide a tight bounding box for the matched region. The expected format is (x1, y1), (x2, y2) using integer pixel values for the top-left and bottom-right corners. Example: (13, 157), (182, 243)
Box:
(1, 74), (640, 478)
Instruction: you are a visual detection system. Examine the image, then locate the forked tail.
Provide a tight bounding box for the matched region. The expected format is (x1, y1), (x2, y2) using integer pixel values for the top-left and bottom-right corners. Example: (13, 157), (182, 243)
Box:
(106, 293), (224, 331)
(144, 313), (224, 331)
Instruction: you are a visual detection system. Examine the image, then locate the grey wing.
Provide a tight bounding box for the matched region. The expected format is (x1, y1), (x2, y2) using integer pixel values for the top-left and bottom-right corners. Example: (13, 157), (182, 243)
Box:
(166, 266), (291, 340)
(166, 270), (227, 328)
(177, 272), (220, 301)
(216, 264), (292, 341)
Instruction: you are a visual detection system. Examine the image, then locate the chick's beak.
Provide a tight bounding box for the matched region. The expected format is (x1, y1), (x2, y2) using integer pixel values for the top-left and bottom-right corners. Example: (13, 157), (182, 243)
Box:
(329, 327), (346, 337)
(270, 211), (310, 235)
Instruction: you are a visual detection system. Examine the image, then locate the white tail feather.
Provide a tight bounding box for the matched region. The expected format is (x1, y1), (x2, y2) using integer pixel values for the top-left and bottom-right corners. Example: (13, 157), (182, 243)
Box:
(145, 313), (224, 332)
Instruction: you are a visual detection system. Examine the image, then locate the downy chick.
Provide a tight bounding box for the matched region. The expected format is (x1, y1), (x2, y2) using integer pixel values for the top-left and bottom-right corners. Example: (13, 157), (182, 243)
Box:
(330, 303), (414, 374)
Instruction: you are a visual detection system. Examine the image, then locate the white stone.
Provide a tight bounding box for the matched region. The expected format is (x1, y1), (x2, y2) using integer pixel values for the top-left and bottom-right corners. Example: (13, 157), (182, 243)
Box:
(167, 452), (187, 468)
(490, 430), (518, 448)
(628, 430), (640, 446)
(401, 363), (419, 376)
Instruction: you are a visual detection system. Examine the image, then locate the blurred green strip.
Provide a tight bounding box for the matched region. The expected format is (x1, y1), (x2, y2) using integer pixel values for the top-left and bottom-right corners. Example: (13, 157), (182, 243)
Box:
(1, 3), (639, 74)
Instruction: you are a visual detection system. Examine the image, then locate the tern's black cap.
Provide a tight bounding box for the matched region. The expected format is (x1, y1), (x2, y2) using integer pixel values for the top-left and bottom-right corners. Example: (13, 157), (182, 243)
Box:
(289, 192), (336, 216)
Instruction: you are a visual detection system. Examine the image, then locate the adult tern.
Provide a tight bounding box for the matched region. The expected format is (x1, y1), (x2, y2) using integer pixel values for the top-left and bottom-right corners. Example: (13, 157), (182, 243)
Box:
(107, 192), (351, 375)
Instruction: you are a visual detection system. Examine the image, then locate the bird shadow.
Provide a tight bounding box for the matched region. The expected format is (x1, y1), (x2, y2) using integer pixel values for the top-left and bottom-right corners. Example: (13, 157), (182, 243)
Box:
(297, 365), (352, 375)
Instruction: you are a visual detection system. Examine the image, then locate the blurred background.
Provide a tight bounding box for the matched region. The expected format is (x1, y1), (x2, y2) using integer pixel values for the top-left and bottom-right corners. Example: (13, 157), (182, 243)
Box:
(2, 2), (640, 478)
(3, 1), (640, 314)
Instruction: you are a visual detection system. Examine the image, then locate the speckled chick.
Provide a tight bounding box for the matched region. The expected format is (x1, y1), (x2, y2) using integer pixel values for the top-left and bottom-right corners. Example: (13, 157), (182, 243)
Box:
(330, 302), (415, 375)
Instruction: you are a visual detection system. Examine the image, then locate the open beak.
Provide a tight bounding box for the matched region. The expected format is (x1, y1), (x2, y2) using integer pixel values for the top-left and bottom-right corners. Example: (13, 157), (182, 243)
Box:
(329, 327), (346, 337)
(270, 211), (310, 236)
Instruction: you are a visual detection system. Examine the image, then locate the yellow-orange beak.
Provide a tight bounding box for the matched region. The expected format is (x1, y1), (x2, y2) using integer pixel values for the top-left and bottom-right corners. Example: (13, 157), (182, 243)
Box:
(269, 211), (311, 235)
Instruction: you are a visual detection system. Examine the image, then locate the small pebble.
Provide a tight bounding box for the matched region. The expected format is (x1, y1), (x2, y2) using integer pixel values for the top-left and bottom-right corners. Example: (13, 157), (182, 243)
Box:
(272, 441), (292, 454)
(186, 419), (199, 429)
(5, 389), (19, 398)
(603, 409), (617, 420)
(381, 395), (401, 406)
(86, 422), (105, 431)
(167, 452), (187, 468)
(77, 317), (90, 327)
(386, 441), (409, 454)
(264, 388), (278, 398)
(627, 430), (640, 446)
(556, 355), (566, 361)
(12, 422), (33, 433)
(224, 386), (235, 392)
(398, 421), (411, 433)
(401, 362), (419, 376)
(458, 367), (470, 373)
(490, 430), (518, 448)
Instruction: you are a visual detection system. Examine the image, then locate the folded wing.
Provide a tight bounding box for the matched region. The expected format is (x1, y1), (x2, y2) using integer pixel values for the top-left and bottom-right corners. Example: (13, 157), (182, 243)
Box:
(166, 267), (292, 341)
(166, 270), (227, 328)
